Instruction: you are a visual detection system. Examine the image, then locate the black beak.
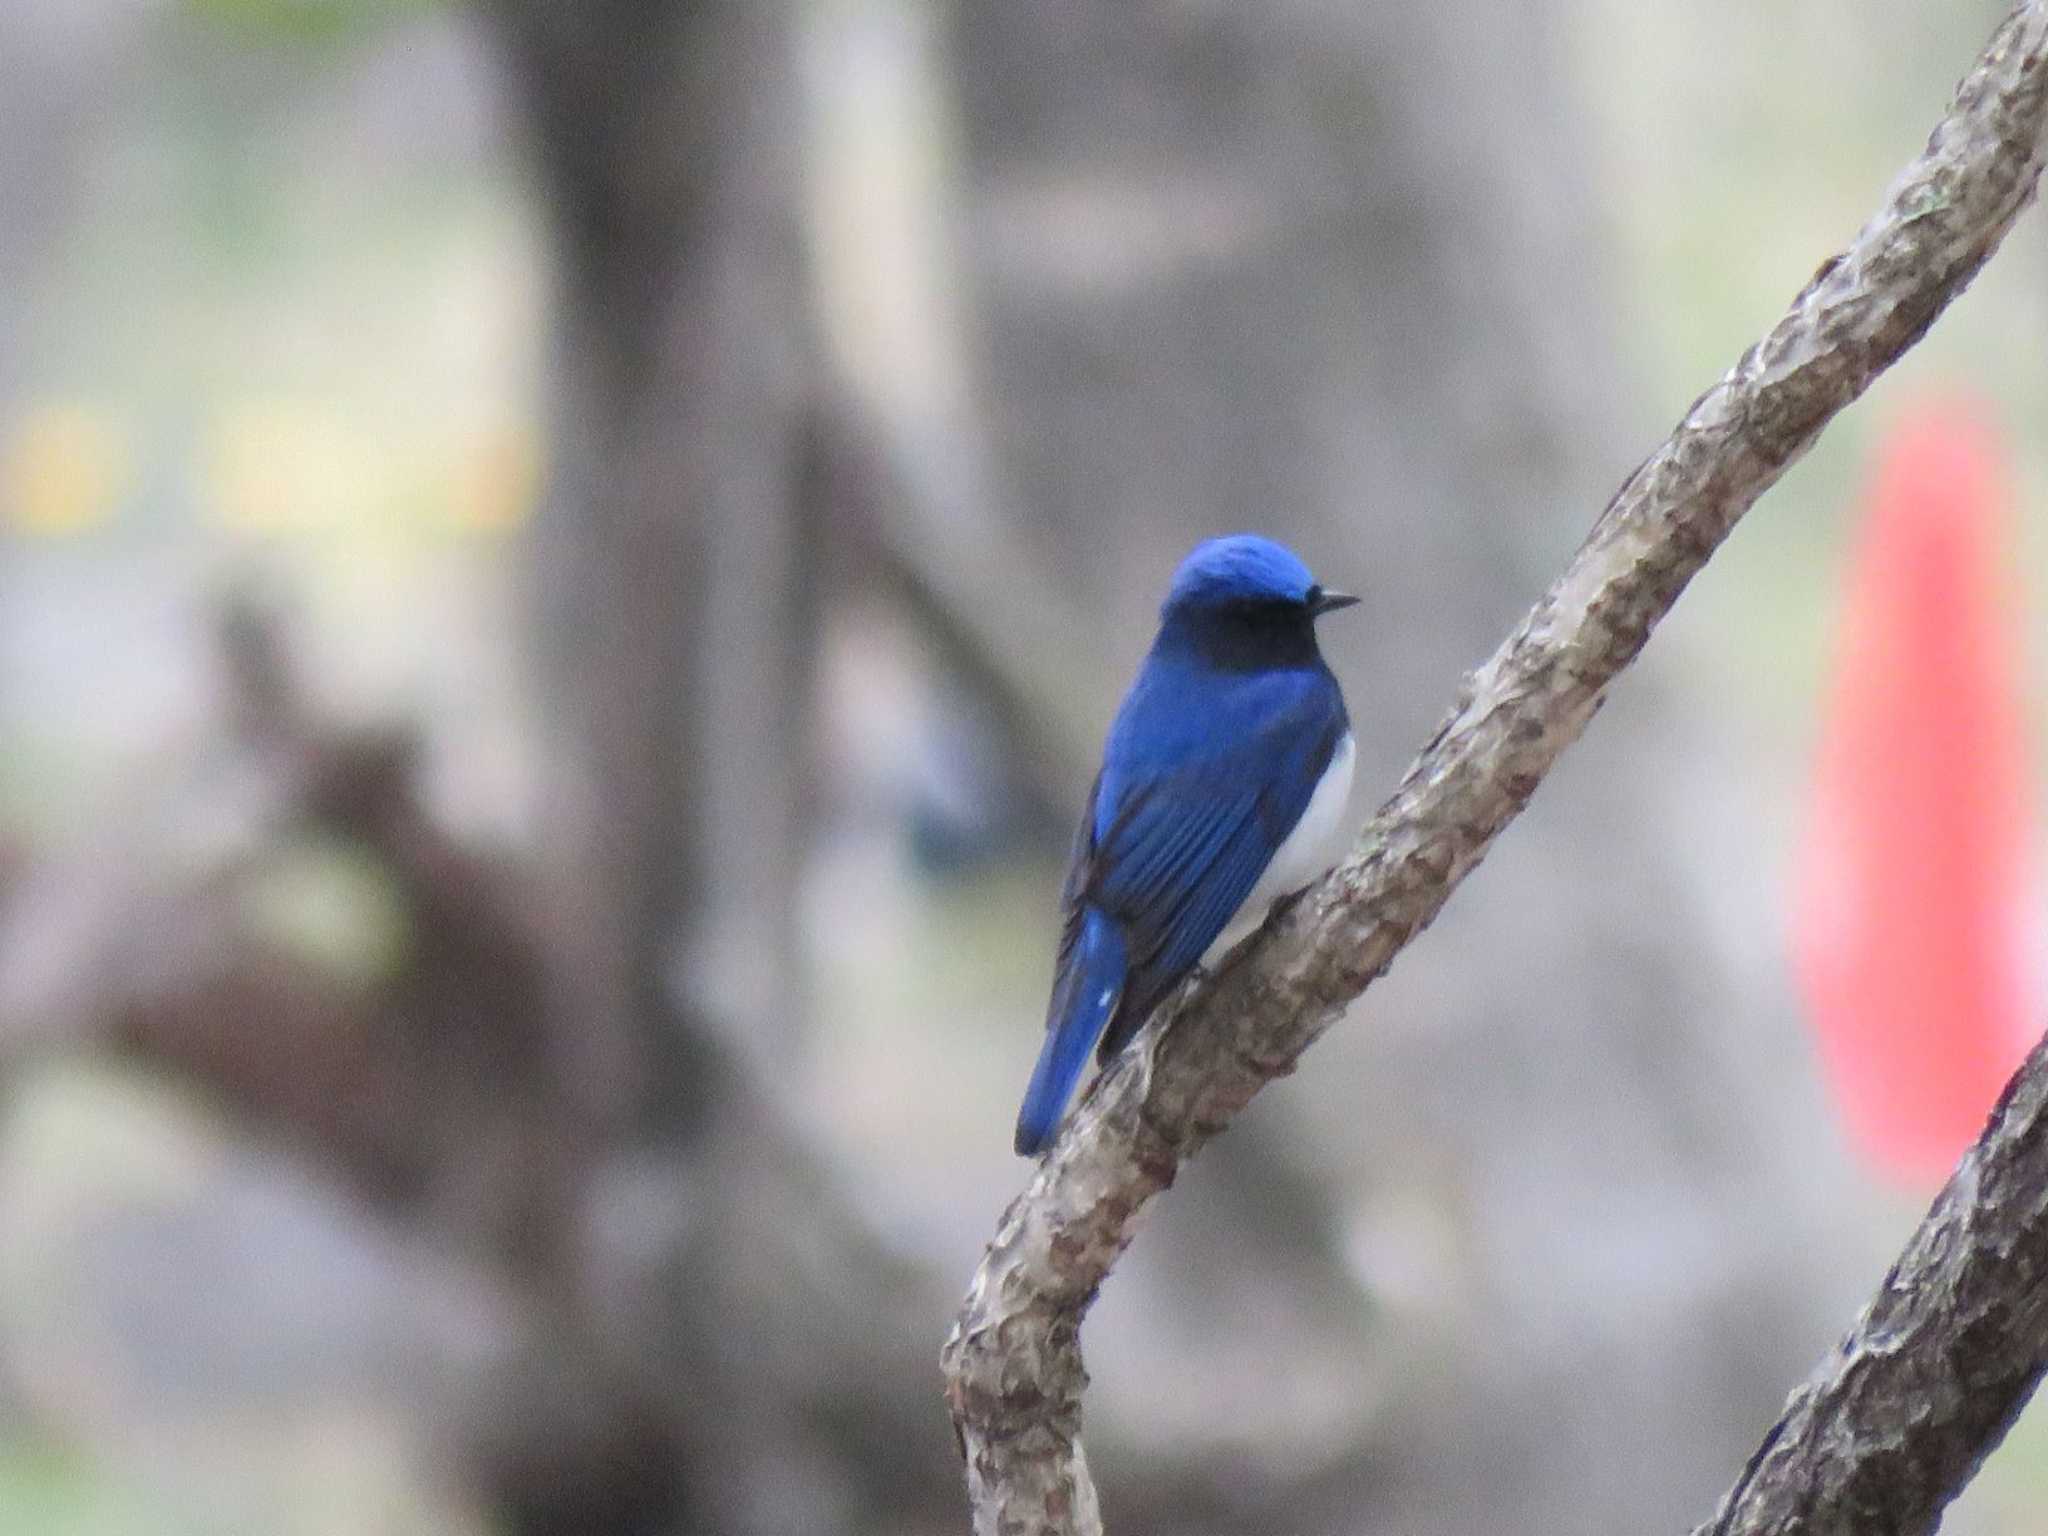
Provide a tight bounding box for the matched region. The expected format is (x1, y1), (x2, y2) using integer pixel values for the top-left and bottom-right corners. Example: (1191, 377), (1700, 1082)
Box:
(1310, 589), (1360, 616)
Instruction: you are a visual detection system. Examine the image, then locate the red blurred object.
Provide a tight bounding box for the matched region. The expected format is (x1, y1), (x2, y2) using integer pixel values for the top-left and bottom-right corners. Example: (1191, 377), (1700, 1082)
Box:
(1793, 397), (2042, 1186)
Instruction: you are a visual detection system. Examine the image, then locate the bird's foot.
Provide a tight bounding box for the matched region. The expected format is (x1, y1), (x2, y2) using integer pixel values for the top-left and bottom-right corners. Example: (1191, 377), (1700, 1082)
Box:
(1268, 882), (1315, 922)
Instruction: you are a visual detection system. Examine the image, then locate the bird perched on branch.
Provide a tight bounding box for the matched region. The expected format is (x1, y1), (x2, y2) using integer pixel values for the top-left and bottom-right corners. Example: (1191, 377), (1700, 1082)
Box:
(1014, 535), (1357, 1156)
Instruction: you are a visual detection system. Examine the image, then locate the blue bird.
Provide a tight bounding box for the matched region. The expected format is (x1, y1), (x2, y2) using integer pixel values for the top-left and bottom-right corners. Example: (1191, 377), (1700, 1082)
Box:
(1014, 534), (1358, 1157)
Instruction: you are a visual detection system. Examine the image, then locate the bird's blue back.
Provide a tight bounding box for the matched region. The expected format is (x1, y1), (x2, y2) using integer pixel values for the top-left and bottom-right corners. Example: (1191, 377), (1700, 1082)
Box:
(1014, 536), (1350, 1155)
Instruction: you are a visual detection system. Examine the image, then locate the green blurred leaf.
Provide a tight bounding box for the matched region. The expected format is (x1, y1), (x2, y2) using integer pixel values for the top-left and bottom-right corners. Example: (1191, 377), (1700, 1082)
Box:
(185, 0), (442, 46)
(0, 1443), (185, 1536)
(240, 835), (415, 987)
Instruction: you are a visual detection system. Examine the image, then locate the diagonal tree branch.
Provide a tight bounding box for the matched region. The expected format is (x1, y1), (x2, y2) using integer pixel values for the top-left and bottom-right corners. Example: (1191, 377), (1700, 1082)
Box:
(1693, 1029), (2048, 1536)
(940, 4), (2048, 1532)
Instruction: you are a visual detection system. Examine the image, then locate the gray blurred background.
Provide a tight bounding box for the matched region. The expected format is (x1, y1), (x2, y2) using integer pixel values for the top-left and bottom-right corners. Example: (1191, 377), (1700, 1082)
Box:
(0, 0), (2045, 1532)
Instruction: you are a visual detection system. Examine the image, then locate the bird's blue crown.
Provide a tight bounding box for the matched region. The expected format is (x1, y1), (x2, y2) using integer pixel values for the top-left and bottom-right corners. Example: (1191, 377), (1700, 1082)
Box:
(1162, 534), (1318, 616)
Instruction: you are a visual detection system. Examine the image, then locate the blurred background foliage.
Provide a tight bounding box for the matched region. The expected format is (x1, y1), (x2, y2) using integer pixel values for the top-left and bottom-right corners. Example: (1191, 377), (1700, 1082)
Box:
(0, 0), (2045, 1533)
(189, 0), (444, 47)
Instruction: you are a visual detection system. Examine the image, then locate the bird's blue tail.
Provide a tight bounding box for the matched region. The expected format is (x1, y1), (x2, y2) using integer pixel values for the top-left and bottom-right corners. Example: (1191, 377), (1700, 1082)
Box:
(1014, 908), (1126, 1156)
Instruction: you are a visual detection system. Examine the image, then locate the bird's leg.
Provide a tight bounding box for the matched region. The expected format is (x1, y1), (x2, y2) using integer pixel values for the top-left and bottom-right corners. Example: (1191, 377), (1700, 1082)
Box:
(1267, 881), (1316, 922)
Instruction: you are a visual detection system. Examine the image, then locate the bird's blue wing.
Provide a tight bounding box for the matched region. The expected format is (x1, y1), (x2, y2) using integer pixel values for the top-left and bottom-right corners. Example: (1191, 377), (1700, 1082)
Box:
(1016, 667), (1345, 1153)
(1086, 674), (1346, 1060)
(1016, 757), (1273, 1153)
(1015, 772), (1127, 1155)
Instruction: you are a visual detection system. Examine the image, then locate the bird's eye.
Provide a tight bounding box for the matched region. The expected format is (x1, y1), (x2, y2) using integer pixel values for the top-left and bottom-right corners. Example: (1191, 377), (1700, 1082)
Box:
(1304, 584), (1323, 608)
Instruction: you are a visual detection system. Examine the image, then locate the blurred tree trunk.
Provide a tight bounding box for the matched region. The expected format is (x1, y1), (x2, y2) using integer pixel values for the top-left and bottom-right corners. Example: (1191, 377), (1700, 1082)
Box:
(945, 2), (1871, 1532)
(478, 6), (955, 1535)
(0, 6), (132, 403)
(491, 0), (811, 1130)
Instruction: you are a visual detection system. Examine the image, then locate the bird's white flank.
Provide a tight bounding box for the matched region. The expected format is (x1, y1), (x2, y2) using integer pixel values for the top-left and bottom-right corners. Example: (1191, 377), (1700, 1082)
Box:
(1206, 731), (1355, 960)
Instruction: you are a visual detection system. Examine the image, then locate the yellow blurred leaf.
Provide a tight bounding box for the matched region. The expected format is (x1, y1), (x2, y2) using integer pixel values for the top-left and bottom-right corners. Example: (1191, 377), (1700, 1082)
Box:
(447, 422), (539, 532)
(4, 404), (127, 537)
(203, 400), (368, 532)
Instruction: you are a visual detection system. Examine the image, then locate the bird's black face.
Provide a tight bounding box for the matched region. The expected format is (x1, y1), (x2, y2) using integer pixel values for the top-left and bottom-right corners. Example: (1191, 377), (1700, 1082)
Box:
(1172, 584), (1353, 671)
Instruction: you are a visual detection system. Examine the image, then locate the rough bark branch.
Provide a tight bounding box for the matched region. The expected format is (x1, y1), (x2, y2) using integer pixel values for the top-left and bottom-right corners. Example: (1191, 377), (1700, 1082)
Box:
(1691, 1030), (2048, 1536)
(940, 5), (2048, 1532)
